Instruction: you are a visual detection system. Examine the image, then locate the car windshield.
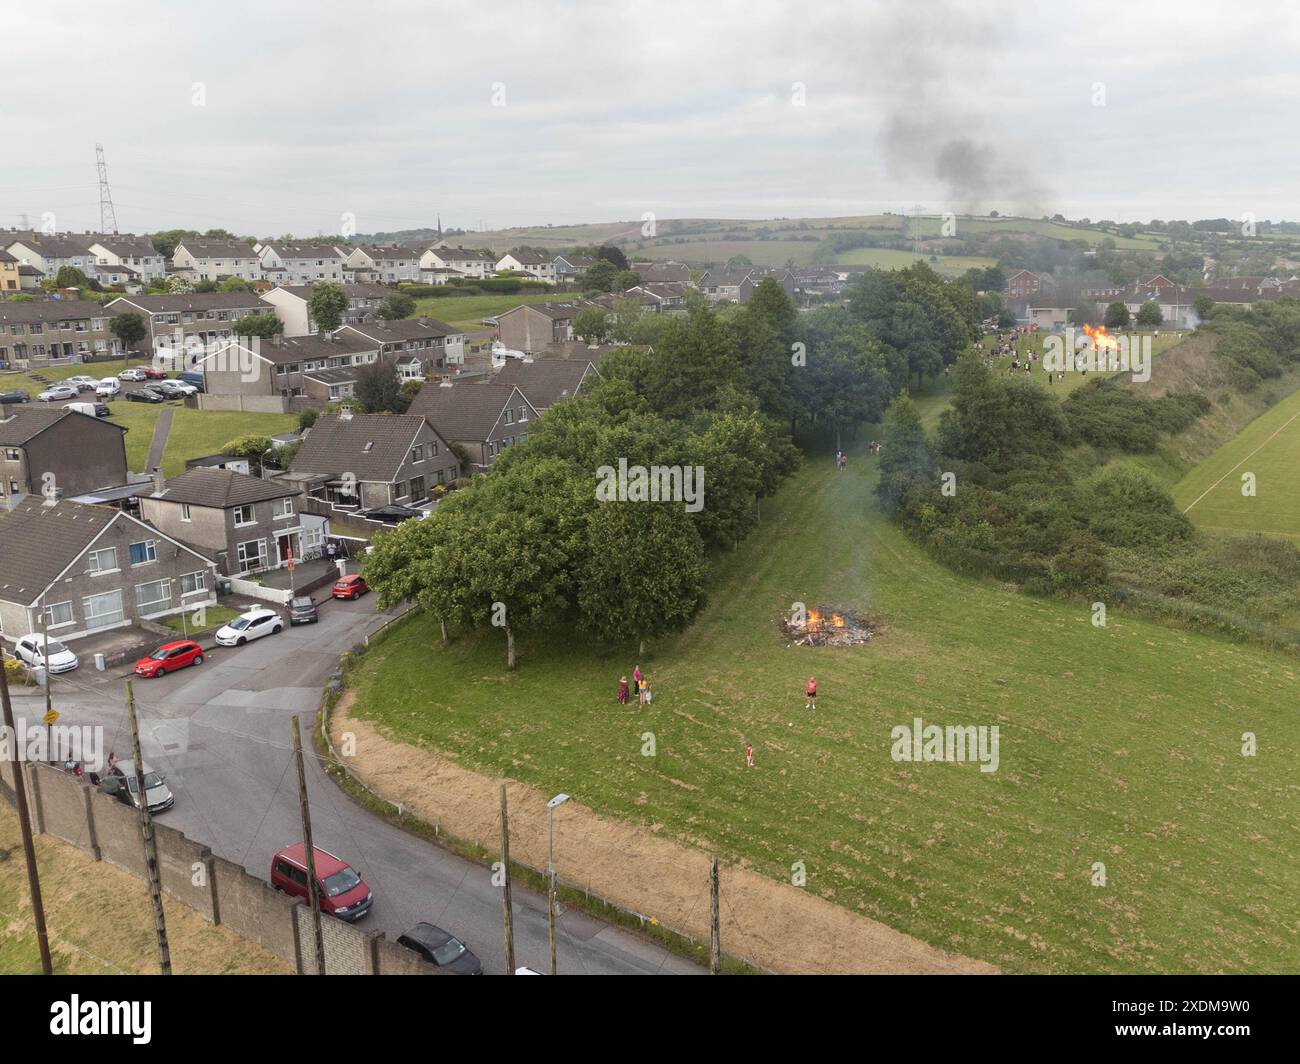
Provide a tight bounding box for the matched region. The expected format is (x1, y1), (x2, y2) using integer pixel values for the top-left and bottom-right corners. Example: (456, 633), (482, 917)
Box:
(149, 648), (170, 660)
(321, 867), (362, 897)
(229, 617), (251, 630)
(432, 937), (467, 965)
(42, 641), (69, 656)
(127, 771), (165, 791)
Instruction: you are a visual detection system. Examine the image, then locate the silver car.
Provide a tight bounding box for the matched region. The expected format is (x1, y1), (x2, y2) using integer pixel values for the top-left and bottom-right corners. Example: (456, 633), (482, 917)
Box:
(104, 759), (175, 814)
(38, 384), (78, 402)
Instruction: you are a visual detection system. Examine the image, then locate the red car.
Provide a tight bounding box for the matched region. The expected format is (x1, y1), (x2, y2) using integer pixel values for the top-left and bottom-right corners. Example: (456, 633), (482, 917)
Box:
(141, 367), (167, 380)
(271, 843), (373, 921)
(133, 640), (204, 678)
(332, 574), (368, 600)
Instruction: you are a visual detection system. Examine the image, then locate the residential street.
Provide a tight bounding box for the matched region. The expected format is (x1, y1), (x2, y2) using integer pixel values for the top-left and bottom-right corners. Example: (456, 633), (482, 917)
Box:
(9, 595), (699, 976)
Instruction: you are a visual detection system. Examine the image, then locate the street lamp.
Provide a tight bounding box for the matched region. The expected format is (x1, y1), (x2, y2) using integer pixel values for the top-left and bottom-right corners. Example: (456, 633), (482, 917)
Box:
(546, 793), (569, 976)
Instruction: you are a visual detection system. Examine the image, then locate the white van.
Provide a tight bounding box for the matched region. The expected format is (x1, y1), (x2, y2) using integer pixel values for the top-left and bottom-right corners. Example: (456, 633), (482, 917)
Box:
(96, 377), (121, 398)
(65, 401), (99, 418)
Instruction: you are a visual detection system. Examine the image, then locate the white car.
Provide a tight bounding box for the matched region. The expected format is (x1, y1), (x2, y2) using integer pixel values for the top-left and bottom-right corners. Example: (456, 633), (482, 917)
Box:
(118, 367), (148, 382)
(65, 375), (100, 392)
(96, 377), (121, 397)
(10, 634), (79, 673)
(214, 607), (283, 647)
(38, 384), (78, 402)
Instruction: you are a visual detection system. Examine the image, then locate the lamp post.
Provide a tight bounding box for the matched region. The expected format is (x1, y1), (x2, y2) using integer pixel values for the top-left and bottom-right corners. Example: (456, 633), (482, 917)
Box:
(546, 793), (569, 975)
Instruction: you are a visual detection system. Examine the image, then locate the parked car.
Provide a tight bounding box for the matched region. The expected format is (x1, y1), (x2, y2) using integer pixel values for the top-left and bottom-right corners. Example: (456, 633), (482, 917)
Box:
(118, 367), (148, 382)
(126, 386), (166, 404)
(332, 574), (368, 600)
(178, 371), (206, 393)
(141, 367), (167, 380)
(0, 389), (30, 403)
(271, 844), (373, 921)
(103, 759), (175, 814)
(396, 923), (482, 974)
(10, 634), (78, 673)
(133, 640), (204, 678)
(38, 384), (78, 402)
(289, 596), (319, 625)
(214, 607), (283, 646)
(65, 375), (100, 392)
(154, 379), (196, 399)
(96, 377), (121, 398)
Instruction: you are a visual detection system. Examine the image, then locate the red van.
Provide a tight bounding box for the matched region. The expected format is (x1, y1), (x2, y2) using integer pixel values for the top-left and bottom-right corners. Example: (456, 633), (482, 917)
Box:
(271, 843), (373, 921)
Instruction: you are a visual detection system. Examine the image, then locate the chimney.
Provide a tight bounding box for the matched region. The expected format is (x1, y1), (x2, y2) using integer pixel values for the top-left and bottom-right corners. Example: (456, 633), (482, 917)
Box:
(152, 467), (165, 494)
(418, 316), (429, 326)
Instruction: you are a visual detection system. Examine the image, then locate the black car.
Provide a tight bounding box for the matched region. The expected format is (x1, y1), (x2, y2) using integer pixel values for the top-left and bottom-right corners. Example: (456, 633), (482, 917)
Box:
(93, 401), (111, 418)
(289, 596), (319, 624)
(126, 386), (166, 403)
(0, 389), (30, 403)
(396, 923), (482, 974)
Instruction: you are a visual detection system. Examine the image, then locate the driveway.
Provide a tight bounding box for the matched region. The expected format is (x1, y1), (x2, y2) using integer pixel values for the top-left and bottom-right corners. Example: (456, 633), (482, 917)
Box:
(8, 594), (700, 976)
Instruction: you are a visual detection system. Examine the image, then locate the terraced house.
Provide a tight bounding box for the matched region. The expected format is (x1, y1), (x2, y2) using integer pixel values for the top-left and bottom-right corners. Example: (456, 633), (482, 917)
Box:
(3, 233), (97, 280)
(419, 245), (495, 280)
(341, 244), (424, 283)
(104, 292), (271, 358)
(0, 299), (120, 366)
(0, 405), (128, 501)
(88, 234), (167, 282)
(407, 380), (537, 473)
(196, 331), (381, 409)
(140, 466), (324, 576)
(171, 238), (264, 282)
(258, 282), (391, 334)
(0, 499), (217, 643)
(341, 317), (465, 373)
(256, 240), (348, 284)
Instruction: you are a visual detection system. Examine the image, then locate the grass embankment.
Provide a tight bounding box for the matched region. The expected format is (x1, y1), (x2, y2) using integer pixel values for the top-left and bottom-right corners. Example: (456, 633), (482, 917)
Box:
(346, 442), (1298, 973)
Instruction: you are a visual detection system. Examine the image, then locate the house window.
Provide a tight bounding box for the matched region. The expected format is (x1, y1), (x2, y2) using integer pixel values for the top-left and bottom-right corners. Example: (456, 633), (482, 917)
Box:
(504, 409), (514, 425)
(128, 540), (157, 566)
(411, 445), (424, 463)
(87, 546), (118, 574)
(394, 481), (408, 499)
(233, 505), (255, 526)
(82, 590), (125, 630)
(3, 449), (18, 461)
(135, 579), (172, 613)
(44, 601), (73, 628)
(275, 498), (294, 519)
(180, 503), (192, 522)
(180, 570), (206, 596)
(236, 539), (266, 572)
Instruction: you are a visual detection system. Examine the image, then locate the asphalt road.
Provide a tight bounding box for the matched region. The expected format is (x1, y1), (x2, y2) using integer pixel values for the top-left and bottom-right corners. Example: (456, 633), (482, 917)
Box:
(9, 594), (699, 975)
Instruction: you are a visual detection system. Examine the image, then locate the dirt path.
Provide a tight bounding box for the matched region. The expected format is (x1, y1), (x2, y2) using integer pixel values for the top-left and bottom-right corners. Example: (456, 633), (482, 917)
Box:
(333, 693), (997, 975)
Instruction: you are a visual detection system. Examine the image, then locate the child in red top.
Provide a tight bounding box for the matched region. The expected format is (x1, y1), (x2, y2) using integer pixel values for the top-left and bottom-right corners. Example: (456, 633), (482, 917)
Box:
(746, 744), (754, 768)
(806, 676), (817, 709)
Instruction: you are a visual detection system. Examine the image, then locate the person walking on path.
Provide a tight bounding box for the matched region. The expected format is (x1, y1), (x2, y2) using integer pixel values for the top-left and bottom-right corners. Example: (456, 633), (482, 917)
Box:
(805, 676), (818, 710)
(618, 676), (629, 706)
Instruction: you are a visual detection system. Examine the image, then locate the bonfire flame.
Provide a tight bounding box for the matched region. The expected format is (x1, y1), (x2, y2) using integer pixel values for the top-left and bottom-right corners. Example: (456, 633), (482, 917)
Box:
(1082, 323), (1118, 350)
(832, 614), (845, 628)
(806, 609), (822, 630)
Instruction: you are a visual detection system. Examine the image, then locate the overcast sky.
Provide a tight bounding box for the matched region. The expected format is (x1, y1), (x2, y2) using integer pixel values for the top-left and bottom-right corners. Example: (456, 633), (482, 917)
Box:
(3, 0), (1297, 237)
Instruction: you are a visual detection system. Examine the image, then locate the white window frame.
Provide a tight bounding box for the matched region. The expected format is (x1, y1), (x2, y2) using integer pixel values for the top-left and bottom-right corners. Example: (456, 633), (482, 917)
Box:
(180, 503), (192, 522)
(129, 540), (157, 567)
(180, 570), (206, 596)
(87, 546), (119, 575)
(233, 504), (256, 527)
(43, 600), (74, 629)
(135, 578), (172, 614)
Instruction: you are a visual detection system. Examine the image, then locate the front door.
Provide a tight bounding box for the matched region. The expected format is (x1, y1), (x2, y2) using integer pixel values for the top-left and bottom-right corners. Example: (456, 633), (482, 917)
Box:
(276, 532), (297, 568)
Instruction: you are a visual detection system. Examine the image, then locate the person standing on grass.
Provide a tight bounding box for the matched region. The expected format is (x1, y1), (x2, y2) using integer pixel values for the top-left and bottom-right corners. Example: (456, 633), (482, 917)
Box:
(806, 676), (818, 710)
(633, 664), (642, 696)
(638, 674), (649, 706)
(746, 743), (754, 768)
(618, 675), (629, 706)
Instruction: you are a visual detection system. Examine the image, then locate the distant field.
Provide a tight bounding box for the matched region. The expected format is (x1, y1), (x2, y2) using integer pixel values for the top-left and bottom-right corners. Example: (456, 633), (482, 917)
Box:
(412, 292), (559, 330)
(836, 248), (998, 274)
(1172, 384), (1300, 542)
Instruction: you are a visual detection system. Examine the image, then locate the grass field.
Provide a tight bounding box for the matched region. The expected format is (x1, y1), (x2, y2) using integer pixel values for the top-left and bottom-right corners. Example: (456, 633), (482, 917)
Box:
(0, 807), (288, 974)
(348, 439), (1298, 973)
(161, 408), (298, 477)
(1172, 383), (1300, 542)
(834, 248), (998, 273)
(412, 292), (559, 331)
(159, 604), (242, 634)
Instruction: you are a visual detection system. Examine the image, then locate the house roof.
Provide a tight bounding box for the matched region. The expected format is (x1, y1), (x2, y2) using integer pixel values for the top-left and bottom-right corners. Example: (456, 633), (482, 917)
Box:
(0, 249), (20, 263)
(174, 239), (257, 259)
(426, 246), (490, 261)
(106, 293), (265, 314)
(500, 251), (549, 266)
(91, 235), (157, 258)
(208, 331), (377, 368)
(0, 499), (123, 603)
(356, 244), (423, 260)
(494, 359), (597, 409)
(0, 299), (106, 325)
(6, 234), (95, 259)
(261, 242), (346, 259)
(504, 300), (593, 321)
(555, 254), (596, 268)
(408, 380), (534, 442)
(272, 283), (392, 301)
(153, 466), (297, 508)
(634, 262), (691, 283)
(289, 413), (428, 481)
(0, 405), (125, 446)
(343, 318), (458, 343)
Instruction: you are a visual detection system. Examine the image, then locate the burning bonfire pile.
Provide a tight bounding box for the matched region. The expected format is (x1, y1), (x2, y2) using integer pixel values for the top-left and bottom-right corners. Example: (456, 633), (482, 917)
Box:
(783, 607), (876, 648)
(1080, 322), (1119, 351)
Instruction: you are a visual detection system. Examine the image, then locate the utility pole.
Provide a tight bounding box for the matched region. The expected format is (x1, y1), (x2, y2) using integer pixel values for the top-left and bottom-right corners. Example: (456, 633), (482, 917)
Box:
(125, 679), (170, 974)
(291, 715), (326, 975)
(499, 783), (515, 974)
(709, 854), (722, 975)
(0, 657), (53, 974)
(40, 599), (53, 761)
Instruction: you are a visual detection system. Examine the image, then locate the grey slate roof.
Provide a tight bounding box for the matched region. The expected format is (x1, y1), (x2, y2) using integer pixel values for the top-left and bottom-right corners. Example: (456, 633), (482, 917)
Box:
(289, 413), (427, 481)
(0, 299), (105, 325)
(174, 239), (257, 259)
(408, 381), (534, 442)
(493, 359), (597, 409)
(106, 293), (265, 314)
(0, 405), (125, 446)
(0, 499), (120, 604)
(154, 467), (297, 508)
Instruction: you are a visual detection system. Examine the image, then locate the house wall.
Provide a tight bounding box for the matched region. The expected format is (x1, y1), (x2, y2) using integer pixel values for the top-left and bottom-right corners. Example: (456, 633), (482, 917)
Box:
(21, 415), (128, 497)
(257, 289), (310, 336)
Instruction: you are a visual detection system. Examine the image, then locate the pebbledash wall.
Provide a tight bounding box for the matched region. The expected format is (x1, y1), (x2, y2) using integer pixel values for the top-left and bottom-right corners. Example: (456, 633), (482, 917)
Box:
(0, 758), (438, 976)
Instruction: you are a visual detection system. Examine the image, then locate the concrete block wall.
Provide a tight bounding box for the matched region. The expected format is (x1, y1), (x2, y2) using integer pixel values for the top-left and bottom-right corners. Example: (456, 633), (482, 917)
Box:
(0, 760), (443, 975)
